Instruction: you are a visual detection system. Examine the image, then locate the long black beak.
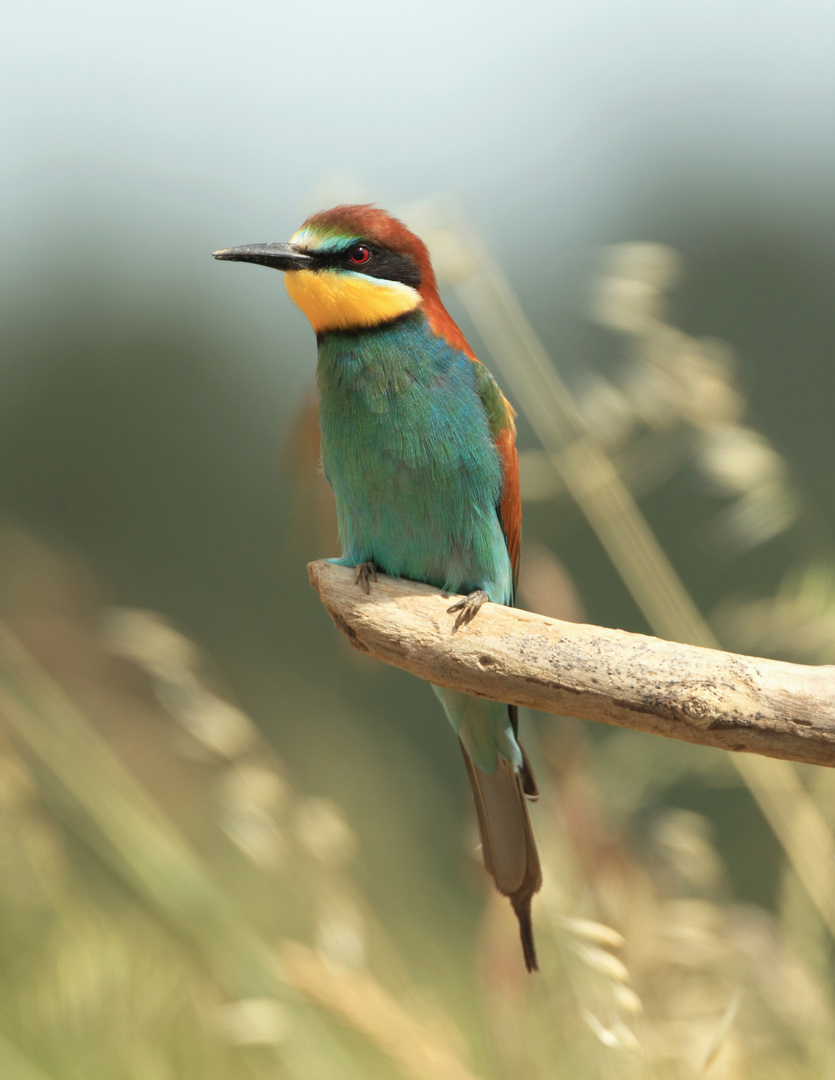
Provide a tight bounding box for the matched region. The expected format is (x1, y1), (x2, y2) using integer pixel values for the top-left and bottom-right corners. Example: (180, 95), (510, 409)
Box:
(212, 242), (314, 271)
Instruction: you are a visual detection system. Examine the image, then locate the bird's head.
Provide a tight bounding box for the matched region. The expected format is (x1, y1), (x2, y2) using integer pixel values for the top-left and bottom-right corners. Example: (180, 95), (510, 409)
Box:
(214, 205), (441, 335)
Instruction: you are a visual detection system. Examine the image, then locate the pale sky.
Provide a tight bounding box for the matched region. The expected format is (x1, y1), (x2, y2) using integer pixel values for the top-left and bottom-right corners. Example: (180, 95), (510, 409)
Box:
(4, 0), (833, 250)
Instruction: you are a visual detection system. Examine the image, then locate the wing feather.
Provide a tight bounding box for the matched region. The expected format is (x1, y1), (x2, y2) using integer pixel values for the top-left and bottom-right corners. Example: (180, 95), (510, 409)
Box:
(472, 362), (522, 589)
(494, 416), (521, 587)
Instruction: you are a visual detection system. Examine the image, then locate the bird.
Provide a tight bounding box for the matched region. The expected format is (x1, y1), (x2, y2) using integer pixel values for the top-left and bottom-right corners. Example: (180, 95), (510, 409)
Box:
(214, 205), (542, 971)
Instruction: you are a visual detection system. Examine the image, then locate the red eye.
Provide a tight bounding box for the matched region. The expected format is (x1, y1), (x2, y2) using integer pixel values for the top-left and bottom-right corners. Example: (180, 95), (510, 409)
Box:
(348, 245), (371, 265)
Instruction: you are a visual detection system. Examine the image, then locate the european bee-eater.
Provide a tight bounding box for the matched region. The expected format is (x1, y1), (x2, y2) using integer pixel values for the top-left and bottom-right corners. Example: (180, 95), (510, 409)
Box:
(214, 206), (542, 971)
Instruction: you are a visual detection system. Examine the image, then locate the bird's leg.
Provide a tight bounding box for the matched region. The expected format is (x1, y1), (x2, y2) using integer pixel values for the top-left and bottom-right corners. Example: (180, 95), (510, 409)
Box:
(354, 561), (378, 594)
(447, 589), (490, 631)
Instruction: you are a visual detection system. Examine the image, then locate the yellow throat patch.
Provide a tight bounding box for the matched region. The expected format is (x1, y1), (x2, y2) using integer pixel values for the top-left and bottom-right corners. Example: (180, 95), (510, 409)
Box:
(284, 269), (421, 333)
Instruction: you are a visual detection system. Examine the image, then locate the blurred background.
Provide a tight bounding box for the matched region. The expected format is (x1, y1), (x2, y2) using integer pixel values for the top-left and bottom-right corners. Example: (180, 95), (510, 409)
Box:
(3, 1), (835, 1077)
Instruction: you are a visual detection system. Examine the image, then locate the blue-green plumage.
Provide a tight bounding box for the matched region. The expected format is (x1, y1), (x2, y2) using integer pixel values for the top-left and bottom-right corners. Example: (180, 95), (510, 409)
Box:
(318, 312), (514, 606)
(318, 311), (520, 774)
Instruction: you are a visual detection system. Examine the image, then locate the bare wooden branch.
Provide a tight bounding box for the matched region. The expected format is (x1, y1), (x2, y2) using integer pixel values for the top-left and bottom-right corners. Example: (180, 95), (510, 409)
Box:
(308, 560), (835, 768)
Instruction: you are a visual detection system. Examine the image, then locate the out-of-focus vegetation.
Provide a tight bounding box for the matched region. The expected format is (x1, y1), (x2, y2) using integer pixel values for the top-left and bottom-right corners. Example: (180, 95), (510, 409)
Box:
(3, 203), (835, 1079)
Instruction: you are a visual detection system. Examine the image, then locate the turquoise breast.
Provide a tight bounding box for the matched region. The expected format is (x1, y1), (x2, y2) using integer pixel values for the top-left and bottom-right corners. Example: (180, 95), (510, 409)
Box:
(316, 312), (513, 604)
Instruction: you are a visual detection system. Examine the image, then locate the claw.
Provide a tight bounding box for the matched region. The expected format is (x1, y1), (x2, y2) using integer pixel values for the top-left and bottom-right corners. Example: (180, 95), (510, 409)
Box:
(354, 561), (378, 594)
(447, 589), (490, 631)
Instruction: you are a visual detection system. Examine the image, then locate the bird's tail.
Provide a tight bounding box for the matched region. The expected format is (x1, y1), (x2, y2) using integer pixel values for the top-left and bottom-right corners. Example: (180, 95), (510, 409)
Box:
(460, 739), (542, 972)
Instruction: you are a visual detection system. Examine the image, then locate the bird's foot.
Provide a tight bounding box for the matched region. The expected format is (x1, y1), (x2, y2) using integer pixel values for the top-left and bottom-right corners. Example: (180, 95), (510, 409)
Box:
(447, 589), (490, 631)
(354, 561), (378, 594)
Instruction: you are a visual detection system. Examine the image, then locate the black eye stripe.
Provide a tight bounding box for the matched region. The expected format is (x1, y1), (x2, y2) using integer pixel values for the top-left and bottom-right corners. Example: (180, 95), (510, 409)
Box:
(308, 244), (421, 289)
